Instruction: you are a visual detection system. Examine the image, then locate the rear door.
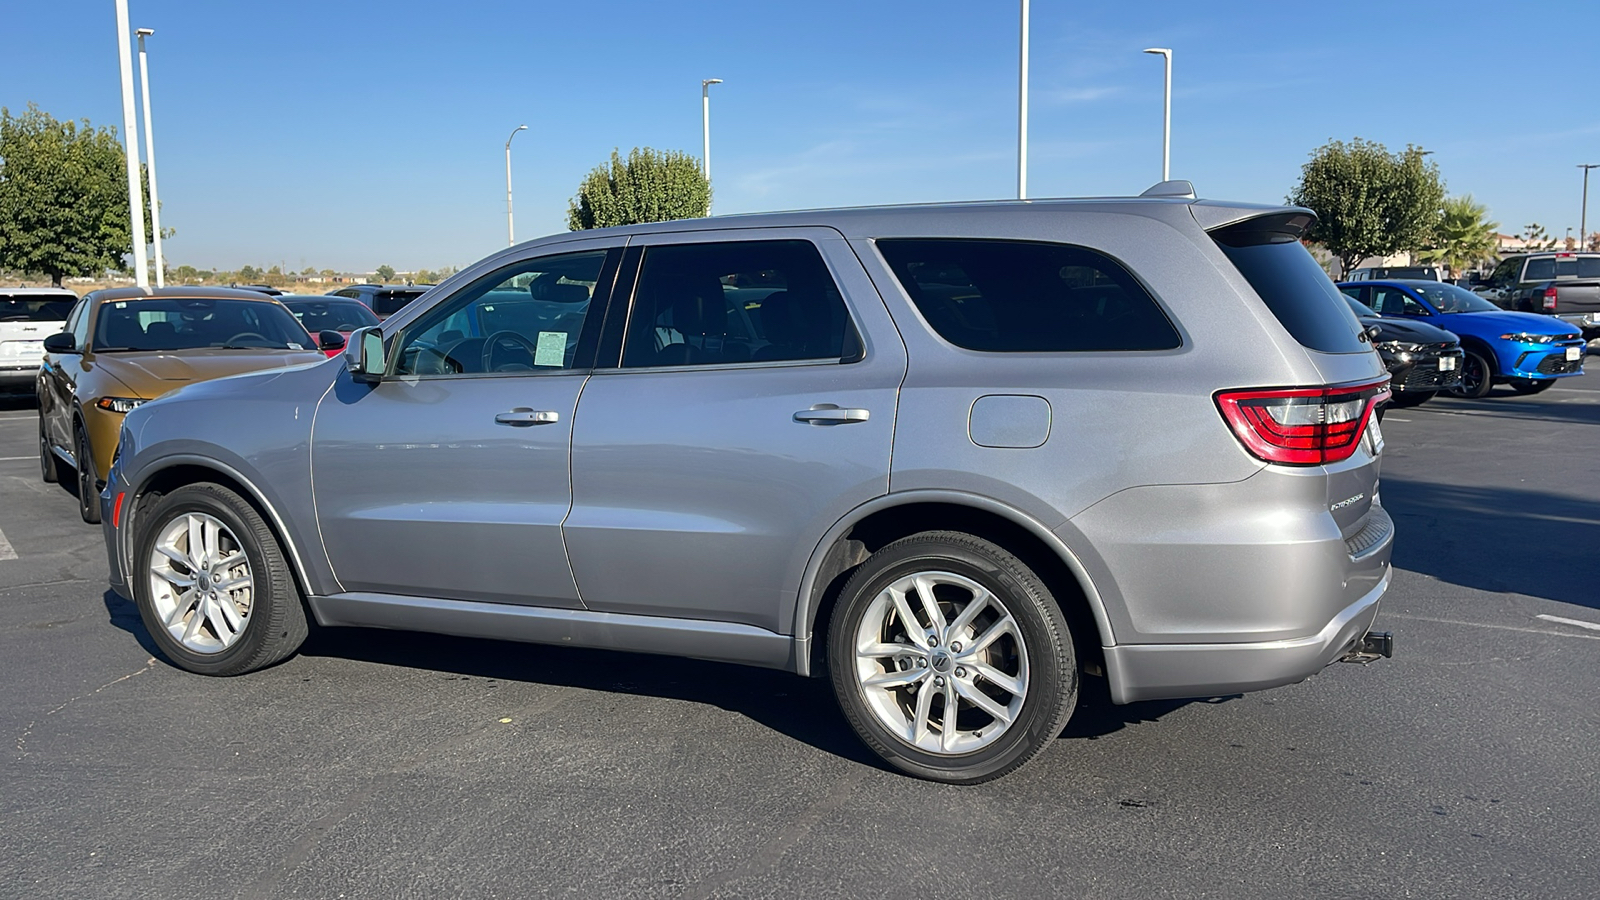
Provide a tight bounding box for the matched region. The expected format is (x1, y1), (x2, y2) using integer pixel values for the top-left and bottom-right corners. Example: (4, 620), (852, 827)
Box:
(562, 228), (906, 633)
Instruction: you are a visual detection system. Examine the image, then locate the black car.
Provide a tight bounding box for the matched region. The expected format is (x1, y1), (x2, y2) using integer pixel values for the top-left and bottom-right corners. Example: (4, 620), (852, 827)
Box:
(1342, 295), (1463, 408)
(328, 284), (433, 320)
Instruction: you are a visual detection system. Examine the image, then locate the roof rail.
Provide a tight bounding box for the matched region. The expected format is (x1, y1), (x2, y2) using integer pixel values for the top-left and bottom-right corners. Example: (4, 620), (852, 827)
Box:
(1139, 179), (1196, 199)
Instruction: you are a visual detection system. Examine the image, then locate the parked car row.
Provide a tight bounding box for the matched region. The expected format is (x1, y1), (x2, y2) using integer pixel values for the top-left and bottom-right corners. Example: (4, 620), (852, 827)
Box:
(1472, 251), (1600, 341)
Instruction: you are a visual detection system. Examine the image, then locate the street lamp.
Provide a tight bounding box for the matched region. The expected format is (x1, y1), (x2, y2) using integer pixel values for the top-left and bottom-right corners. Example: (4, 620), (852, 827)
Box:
(1580, 164), (1599, 251)
(1142, 48), (1172, 182)
(136, 28), (164, 288)
(505, 124), (527, 247)
(113, 0), (148, 287)
(1018, 0), (1029, 200)
(701, 78), (723, 188)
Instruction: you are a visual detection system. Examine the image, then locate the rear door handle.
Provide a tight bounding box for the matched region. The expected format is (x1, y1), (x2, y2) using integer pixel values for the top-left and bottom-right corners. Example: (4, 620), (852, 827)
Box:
(793, 405), (870, 425)
(495, 408), (560, 426)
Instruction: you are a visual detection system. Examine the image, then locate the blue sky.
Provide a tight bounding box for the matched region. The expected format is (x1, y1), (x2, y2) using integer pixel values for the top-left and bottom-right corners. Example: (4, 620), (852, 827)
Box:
(5, 1), (1597, 272)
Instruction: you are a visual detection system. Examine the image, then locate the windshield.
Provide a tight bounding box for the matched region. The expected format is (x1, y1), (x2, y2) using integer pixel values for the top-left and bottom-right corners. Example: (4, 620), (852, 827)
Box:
(93, 298), (314, 352)
(283, 299), (379, 332)
(1411, 282), (1500, 313)
(1344, 296), (1378, 317)
(0, 296), (75, 322)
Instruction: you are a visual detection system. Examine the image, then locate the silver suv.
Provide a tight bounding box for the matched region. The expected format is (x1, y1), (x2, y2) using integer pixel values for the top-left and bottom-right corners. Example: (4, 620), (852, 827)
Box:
(99, 188), (1395, 782)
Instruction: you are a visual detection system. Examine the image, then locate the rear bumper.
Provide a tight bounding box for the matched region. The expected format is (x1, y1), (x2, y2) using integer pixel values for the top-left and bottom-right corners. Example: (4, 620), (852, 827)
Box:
(1104, 566), (1390, 704)
(0, 365), (38, 389)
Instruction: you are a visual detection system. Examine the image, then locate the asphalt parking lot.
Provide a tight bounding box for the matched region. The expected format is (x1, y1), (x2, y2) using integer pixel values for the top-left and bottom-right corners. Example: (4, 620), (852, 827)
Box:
(2, 376), (1596, 900)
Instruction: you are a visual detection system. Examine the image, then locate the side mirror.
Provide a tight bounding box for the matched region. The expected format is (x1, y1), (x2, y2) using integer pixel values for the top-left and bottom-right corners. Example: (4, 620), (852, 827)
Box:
(1364, 325), (1383, 342)
(344, 326), (386, 382)
(43, 332), (76, 353)
(318, 330), (347, 352)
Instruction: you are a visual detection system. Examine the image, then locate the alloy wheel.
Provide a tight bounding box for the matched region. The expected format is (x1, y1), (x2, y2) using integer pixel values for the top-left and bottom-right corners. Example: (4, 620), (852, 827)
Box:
(147, 512), (255, 654)
(851, 570), (1029, 755)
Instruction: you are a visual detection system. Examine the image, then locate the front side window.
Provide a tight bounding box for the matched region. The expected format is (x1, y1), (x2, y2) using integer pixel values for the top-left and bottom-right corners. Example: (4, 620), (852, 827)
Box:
(392, 250), (607, 376)
(1368, 286), (1429, 317)
(878, 239), (1180, 352)
(92, 298), (313, 351)
(67, 300), (91, 348)
(622, 240), (854, 367)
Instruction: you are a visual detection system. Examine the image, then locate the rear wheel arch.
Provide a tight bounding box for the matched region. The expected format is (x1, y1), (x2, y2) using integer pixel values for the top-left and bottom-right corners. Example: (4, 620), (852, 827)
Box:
(794, 494), (1113, 680)
(127, 461), (320, 601)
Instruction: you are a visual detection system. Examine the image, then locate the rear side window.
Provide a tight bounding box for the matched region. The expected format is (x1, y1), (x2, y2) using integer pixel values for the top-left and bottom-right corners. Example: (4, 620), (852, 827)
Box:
(1212, 232), (1368, 353)
(876, 239), (1180, 352)
(1524, 258), (1555, 281)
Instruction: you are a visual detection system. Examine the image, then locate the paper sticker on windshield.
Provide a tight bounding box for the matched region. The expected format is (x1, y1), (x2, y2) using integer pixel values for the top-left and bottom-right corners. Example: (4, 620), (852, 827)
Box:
(535, 331), (566, 367)
(288, 342), (303, 350)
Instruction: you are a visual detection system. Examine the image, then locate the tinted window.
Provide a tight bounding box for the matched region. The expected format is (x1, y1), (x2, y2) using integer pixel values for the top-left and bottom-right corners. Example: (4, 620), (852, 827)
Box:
(92, 299), (313, 351)
(1214, 237), (1367, 353)
(374, 289), (428, 316)
(0, 295), (74, 321)
(283, 299), (380, 332)
(877, 239), (1179, 352)
(1369, 286), (1429, 317)
(1582, 258), (1600, 278)
(1524, 258), (1555, 280)
(68, 300), (91, 347)
(1344, 296), (1378, 317)
(1411, 282), (1501, 313)
(622, 240), (853, 367)
(393, 250), (606, 376)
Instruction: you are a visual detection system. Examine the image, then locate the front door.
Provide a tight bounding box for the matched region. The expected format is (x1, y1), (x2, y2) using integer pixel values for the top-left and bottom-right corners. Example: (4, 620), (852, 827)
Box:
(311, 245), (620, 607)
(563, 230), (907, 634)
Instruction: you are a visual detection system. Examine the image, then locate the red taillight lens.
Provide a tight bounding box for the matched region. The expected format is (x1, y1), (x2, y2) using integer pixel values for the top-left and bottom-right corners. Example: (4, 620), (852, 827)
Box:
(1543, 286), (1558, 310)
(1215, 379), (1391, 465)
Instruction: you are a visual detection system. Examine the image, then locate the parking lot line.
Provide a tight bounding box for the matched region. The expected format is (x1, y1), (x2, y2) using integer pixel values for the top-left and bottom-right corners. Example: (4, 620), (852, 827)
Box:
(0, 526), (16, 560)
(1384, 611), (1600, 641)
(0, 456), (36, 462)
(1535, 614), (1600, 633)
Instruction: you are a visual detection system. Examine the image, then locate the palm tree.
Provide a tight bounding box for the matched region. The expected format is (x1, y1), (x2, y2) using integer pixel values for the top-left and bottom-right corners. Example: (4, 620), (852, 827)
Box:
(1418, 195), (1499, 278)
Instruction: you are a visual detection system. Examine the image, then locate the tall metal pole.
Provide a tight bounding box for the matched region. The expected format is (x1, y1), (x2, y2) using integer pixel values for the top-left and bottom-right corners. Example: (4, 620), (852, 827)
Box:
(1581, 164), (1598, 251)
(1018, 0), (1029, 200)
(701, 78), (723, 214)
(1144, 48), (1172, 182)
(136, 29), (163, 288)
(114, 0), (148, 288)
(505, 124), (526, 246)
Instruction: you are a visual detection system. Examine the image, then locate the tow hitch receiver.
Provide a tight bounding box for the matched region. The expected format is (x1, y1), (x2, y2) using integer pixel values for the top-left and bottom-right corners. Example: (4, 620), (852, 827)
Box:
(1341, 630), (1394, 664)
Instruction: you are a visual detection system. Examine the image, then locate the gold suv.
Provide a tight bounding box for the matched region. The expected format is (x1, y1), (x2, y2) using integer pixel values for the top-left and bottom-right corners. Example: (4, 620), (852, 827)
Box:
(38, 287), (337, 522)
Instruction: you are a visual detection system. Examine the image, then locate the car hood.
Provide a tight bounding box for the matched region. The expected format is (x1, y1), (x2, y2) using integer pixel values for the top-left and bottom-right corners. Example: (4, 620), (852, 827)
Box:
(1433, 310), (1583, 338)
(93, 348), (331, 399)
(1357, 315), (1457, 344)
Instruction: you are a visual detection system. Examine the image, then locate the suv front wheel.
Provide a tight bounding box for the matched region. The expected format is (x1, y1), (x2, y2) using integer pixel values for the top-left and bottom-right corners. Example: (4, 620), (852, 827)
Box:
(828, 531), (1077, 784)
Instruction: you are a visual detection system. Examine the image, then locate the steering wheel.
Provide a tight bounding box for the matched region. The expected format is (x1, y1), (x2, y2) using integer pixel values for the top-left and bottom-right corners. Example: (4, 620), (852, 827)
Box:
(224, 331), (271, 347)
(481, 330), (540, 372)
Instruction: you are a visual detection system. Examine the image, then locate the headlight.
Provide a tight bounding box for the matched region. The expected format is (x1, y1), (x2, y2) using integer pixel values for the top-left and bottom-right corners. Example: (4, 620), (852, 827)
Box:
(1373, 341), (1424, 353)
(93, 397), (148, 414)
(1498, 333), (1557, 344)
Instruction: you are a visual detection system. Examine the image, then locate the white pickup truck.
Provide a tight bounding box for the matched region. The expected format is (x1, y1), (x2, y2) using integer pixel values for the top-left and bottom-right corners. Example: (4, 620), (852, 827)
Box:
(0, 288), (77, 393)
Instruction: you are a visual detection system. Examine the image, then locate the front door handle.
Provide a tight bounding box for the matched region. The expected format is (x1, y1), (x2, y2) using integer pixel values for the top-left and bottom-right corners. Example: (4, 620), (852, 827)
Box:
(793, 405), (870, 425)
(495, 408), (560, 426)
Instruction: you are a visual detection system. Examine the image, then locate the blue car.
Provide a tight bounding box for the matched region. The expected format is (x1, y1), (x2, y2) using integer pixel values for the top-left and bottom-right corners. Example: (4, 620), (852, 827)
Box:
(1337, 279), (1586, 398)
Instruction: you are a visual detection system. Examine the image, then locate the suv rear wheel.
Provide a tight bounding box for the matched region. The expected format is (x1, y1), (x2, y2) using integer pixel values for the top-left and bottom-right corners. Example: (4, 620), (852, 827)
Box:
(828, 531), (1077, 784)
(132, 483), (308, 676)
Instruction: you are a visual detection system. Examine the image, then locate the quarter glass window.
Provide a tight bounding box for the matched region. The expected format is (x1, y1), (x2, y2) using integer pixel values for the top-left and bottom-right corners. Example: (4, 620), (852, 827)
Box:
(392, 251), (606, 376)
(622, 240), (853, 367)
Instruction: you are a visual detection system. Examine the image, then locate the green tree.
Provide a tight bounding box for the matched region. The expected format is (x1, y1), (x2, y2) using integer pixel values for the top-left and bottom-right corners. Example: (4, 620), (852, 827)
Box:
(1520, 223), (1558, 251)
(0, 104), (153, 286)
(238, 264), (259, 281)
(1288, 138), (1445, 278)
(567, 147), (710, 231)
(319, 268), (336, 278)
(1416, 195), (1499, 279)
(375, 264), (396, 282)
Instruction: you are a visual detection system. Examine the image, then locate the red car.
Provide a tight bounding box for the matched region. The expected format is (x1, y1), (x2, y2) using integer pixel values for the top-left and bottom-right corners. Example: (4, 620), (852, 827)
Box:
(278, 296), (380, 357)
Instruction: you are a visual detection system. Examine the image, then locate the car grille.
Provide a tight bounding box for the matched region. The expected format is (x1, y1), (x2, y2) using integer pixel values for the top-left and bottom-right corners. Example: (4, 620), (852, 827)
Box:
(1399, 345), (1464, 390)
(1536, 349), (1585, 375)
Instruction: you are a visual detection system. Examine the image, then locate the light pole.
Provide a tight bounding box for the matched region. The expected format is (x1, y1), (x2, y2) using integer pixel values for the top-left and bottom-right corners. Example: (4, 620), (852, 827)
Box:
(701, 78), (723, 192)
(504, 124), (526, 247)
(113, 0), (148, 287)
(136, 28), (164, 287)
(1018, 0), (1029, 200)
(1580, 164), (1599, 251)
(1143, 48), (1172, 182)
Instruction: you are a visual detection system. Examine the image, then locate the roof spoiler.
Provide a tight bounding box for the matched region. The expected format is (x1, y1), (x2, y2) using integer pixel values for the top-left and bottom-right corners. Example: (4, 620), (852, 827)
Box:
(1198, 207), (1319, 246)
(1139, 180), (1196, 199)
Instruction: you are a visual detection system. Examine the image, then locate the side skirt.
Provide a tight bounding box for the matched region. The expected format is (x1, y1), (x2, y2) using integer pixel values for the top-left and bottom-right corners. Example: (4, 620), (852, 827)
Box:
(308, 593), (799, 672)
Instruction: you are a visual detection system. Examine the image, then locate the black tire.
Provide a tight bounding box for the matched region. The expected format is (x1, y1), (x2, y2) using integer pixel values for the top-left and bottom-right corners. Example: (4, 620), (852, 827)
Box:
(74, 419), (100, 524)
(132, 483), (308, 676)
(39, 415), (58, 484)
(1387, 391), (1435, 409)
(1449, 350), (1494, 399)
(827, 531), (1077, 784)
(1509, 379), (1555, 395)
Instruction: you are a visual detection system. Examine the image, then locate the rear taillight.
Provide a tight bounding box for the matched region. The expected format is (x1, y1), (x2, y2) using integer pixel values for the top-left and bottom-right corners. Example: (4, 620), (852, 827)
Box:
(1215, 379), (1391, 465)
(1543, 286), (1558, 310)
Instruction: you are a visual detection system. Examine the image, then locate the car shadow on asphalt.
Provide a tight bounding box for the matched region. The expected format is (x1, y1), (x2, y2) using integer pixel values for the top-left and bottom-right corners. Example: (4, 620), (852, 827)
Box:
(100, 589), (1206, 765)
(1427, 386), (1600, 427)
(1382, 477), (1599, 610)
(0, 394), (39, 412)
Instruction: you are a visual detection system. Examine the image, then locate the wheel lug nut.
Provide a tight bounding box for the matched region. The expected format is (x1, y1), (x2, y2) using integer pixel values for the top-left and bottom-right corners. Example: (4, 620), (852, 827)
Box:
(934, 676), (945, 687)
(955, 667), (967, 678)
(951, 642), (962, 652)
(929, 636), (939, 647)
